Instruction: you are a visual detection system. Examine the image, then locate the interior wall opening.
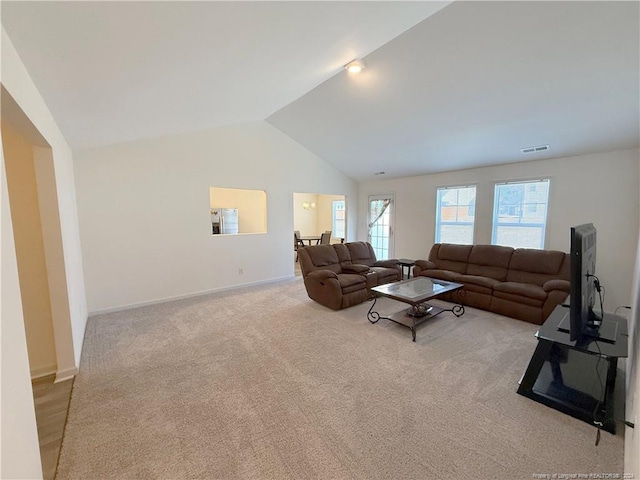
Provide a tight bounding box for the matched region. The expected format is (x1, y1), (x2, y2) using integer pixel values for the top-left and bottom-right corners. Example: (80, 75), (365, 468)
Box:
(293, 192), (347, 244)
(209, 186), (267, 235)
(1, 85), (77, 479)
(2, 85), (76, 383)
(1, 120), (57, 379)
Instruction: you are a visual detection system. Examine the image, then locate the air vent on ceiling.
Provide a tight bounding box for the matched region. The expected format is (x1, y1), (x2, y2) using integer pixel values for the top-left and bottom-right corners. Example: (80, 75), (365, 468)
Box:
(521, 144), (550, 154)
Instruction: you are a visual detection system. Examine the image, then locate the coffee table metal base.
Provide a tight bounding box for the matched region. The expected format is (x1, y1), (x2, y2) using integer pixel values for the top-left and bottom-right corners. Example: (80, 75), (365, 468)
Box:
(367, 297), (464, 341)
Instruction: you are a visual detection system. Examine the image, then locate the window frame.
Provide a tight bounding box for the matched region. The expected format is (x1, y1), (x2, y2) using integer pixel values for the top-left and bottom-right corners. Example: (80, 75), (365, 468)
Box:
(491, 178), (551, 249)
(331, 199), (346, 239)
(435, 184), (477, 245)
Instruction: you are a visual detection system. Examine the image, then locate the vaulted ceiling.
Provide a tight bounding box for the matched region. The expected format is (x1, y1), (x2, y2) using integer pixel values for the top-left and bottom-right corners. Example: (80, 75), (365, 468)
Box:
(1, 1), (447, 150)
(2, 1), (638, 181)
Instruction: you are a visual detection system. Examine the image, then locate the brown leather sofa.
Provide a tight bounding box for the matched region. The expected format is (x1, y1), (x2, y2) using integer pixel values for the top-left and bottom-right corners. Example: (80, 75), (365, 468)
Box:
(298, 241), (401, 310)
(413, 243), (570, 324)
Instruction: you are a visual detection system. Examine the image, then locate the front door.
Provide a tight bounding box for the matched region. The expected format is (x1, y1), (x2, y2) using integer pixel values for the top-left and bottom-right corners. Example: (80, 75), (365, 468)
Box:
(368, 194), (394, 260)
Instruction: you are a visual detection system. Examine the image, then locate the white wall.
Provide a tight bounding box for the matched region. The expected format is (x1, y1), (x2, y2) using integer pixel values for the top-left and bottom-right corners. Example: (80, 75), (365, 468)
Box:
(293, 192), (319, 236)
(75, 121), (358, 313)
(1, 28), (88, 478)
(625, 229), (640, 478)
(358, 149), (640, 312)
(624, 162), (640, 477)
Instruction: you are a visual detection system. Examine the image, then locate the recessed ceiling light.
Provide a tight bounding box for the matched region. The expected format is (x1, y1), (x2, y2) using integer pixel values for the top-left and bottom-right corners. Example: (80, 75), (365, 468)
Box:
(345, 59), (365, 74)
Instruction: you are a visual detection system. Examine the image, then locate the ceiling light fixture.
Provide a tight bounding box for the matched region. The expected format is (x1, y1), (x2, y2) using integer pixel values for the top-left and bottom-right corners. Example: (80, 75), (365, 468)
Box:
(345, 59), (365, 74)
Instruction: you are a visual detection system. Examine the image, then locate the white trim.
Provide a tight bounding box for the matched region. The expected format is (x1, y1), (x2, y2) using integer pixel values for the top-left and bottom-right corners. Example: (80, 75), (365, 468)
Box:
(436, 183), (477, 190)
(88, 275), (297, 316)
(55, 366), (78, 383)
(495, 178), (549, 186)
(30, 364), (57, 380)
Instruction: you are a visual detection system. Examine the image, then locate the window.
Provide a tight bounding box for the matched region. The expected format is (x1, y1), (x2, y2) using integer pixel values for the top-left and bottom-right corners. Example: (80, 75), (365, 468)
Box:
(492, 179), (550, 249)
(368, 195), (394, 260)
(435, 186), (476, 244)
(332, 200), (345, 239)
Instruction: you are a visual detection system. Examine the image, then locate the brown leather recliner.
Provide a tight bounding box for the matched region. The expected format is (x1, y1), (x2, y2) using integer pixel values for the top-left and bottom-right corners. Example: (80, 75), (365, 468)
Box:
(297, 241), (401, 310)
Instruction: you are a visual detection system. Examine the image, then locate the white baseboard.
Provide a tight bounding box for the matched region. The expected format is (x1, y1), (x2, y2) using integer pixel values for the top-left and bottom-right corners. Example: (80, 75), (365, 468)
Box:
(88, 275), (297, 316)
(30, 364), (57, 380)
(55, 366), (78, 383)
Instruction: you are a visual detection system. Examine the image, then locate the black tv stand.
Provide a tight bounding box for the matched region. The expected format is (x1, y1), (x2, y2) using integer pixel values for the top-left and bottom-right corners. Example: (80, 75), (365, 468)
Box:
(518, 305), (628, 434)
(557, 308), (618, 344)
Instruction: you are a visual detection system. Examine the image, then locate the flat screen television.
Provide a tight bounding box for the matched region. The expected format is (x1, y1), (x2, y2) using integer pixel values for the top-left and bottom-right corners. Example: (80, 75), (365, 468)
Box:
(569, 223), (598, 341)
(561, 223), (617, 343)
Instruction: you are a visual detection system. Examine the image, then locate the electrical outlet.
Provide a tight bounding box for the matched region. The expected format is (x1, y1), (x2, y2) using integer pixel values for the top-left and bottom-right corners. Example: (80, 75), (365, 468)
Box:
(239, 268), (244, 275)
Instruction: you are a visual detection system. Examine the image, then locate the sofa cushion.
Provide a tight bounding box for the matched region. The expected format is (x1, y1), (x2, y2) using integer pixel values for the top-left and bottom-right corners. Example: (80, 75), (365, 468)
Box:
(466, 245), (513, 281)
(345, 242), (376, 266)
(374, 259), (401, 269)
(506, 249), (569, 286)
(370, 266), (400, 284)
(418, 269), (462, 283)
(509, 248), (566, 274)
(456, 274), (500, 295)
(494, 282), (547, 301)
(429, 244), (472, 274)
(333, 243), (353, 265)
(342, 264), (370, 274)
(338, 274), (368, 294)
(303, 245), (342, 274)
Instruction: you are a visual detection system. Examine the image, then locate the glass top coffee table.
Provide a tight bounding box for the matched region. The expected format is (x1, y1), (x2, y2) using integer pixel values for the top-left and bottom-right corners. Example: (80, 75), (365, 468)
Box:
(368, 276), (465, 342)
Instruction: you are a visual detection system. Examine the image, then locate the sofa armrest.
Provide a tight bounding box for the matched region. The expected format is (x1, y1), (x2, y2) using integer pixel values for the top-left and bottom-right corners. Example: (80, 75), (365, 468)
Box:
(372, 259), (400, 269)
(342, 264), (371, 274)
(413, 259), (436, 276)
(415, 259), (436, 269)
(303, 270), (343, 310)
(307, 270), (339, 284)
(543, 279), (570, 293)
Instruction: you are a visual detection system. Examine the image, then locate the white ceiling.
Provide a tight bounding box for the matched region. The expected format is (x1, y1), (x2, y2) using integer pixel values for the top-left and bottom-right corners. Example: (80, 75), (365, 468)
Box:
(2, 1), (638, 182)
(1, 1), (447, 150)
(268, 1), (640, 181)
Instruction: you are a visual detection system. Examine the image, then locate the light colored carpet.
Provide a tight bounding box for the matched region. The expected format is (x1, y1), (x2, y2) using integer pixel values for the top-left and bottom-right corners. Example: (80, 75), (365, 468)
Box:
(57, 279), (624, 479)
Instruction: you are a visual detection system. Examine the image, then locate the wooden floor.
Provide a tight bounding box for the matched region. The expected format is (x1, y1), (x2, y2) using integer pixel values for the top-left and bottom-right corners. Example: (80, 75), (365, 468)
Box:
(32, 375), (74, 480)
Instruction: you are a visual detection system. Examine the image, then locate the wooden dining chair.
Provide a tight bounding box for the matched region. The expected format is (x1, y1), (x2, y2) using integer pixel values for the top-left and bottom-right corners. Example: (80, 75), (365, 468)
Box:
(294, 231), (305, 261)
(320, 232), (331, 245)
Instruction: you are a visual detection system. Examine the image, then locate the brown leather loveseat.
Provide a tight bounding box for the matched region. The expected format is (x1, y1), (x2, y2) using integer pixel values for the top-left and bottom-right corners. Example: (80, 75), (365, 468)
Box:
(298, 241), (401, 310)
(413, 243), (570, 324)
